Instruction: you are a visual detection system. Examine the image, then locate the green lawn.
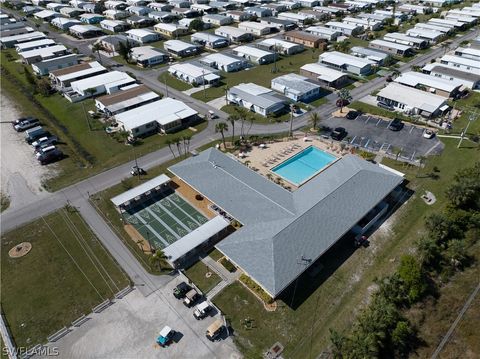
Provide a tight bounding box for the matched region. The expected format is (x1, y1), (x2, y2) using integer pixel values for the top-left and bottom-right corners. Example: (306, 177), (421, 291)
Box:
(213, 136), (480, 358)
(208, 248), (224, 261)
(1, 208), (129, 348)
(184, 261), (222, 294)
(158, 72), (193, 91)
(1, 49), (207, 191)
(191, 48), (323, 102)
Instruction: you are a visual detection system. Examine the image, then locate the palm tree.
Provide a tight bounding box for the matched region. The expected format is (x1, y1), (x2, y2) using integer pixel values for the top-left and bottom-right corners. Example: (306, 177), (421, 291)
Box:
(235, 107), (248, 138)
(92, 43), (103, 65)
(392, 70), (401, 78)
(227, 114), (238, 146)
(183, 135), (192, 155)
(174, 137), (182, 157)
(334, 40), (350, 53)
(337, 89), (352, 113)
(309, 112), (320, 130)
(215, 122), (228, 150)
(166, 139), (176, 158)
(149, 249), (169, 271)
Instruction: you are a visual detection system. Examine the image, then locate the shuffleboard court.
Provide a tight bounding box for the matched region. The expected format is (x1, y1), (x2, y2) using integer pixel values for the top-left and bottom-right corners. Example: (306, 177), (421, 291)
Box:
(123, 190), (208, 250)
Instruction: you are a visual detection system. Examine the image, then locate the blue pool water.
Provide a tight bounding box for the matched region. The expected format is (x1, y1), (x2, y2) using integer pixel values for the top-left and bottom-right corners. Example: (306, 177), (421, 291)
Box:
(271, 146), (336, 185)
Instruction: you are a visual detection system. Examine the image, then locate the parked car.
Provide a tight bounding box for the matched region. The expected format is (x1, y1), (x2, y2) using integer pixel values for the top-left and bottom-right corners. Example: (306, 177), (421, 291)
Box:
(25, 126), (47, 144)
(32, 135), (58, 149)
(37, 147), (63, 165)
(331, 127), (347, 141)
(336, 99), (349, 108)
(345, 110), (360, 120)
(183, 288), (200, 307)
(193, 301), (212, 320)
(423, 129), (435, 139)
(388, 118), (404, 131)
(130, 166), (146, 176)
(14, 117), (40, 132)
(35, 145), (57, 158)
(173, 282), (191, 299)
(156, 326), (175, 347)
(208, 110), (217, 119)
(206, 319), (224, 341)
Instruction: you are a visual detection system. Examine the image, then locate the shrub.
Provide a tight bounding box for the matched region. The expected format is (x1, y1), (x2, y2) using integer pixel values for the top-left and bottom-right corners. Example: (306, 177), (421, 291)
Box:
(239, 274), (273, 304)
(220, 257), (236, 272)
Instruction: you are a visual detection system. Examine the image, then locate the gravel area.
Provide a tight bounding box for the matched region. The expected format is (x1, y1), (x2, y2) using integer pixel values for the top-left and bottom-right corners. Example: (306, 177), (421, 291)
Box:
(0, 94), (55, 210)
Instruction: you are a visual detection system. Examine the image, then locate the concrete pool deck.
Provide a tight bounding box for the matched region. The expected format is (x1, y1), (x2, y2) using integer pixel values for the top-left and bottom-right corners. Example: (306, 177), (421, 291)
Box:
(237, 136), (352, 189)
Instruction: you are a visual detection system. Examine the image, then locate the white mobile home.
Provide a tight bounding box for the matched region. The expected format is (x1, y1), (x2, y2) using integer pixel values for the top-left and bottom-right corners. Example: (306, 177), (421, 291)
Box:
(238, 21), (271, 36)
(191, 32), (229, 49)
(215, 26), (253, 43)
(257, 38), (304, 55)
(115, 97), (198, 136)
(67, 71), (136, 101)
(31, 53), (79, 76)
(227, 83), (287, 117)
(440, 54), (480, 71)
(369, 39), (413, 56)
(376, 82), (448, 118)
(95, 84), (160, 116)
(394, 71), (463, 98)
(130, 46), (168, 67)
(383, 32), (428, 49)
(325, 21), (362, 36)
(232, 45), (277, 65)
(271, 73), (321, 102)
(304, 25), (340, 41)
(168, 62), (220, 85)
(199, 53), (248, 72)
(50, 61), (108, 90)
(300, 63), (348, 88)
(15, 39), (56, 53)
(319, 51), (374, 76)
(126, 29), (160, 44)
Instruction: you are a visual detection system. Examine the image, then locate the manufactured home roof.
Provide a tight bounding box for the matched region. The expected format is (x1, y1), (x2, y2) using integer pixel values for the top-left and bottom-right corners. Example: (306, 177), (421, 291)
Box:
(384, 32), (427, 44)
(111, 174), (171, 206)
(71, 71), (134, 92)
(257, 38), (301, 49)
(19, 44), (67, 60)
(15, 38), (56, 51)
(234, 45), (273, 58)
(370, 39), (412, 51)
(215, 26), (249, 37)
(441, 54), (480, 69)
(271, 73), (320, 95)
(169, 62), (219, 78)
(301, 63), (346, 82)
(319, 51), (374, 69)
(377, 82), (447, 113)
(50, 61), (103, 77)
(168, 148), (402, 297)
(115, 97), (197, 128)
(395, 71), (463, 93)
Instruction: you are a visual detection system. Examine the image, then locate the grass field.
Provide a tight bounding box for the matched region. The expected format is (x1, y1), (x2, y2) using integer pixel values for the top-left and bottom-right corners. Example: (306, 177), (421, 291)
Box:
(184, 261), (222, 294)
(213, 125), (480, 358)
(191, 48), (323, 102)
(0, 50), (207, 191)
(0, 208), (129, 348)
(0, 193), (10, 212)
(158, 72), (193, 91)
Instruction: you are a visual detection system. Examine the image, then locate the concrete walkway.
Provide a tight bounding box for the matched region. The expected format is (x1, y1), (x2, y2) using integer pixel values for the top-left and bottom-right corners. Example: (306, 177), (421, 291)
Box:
(201, 255), (241, 299)
(74, 198), (175, 296)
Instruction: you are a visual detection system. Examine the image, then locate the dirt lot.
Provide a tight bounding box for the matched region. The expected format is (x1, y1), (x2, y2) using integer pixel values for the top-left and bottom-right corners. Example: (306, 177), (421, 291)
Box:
(0, 93), (55, 210)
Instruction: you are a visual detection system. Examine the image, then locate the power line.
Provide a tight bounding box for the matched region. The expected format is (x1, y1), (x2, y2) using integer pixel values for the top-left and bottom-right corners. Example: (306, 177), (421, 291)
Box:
(41, 216), (105, 301)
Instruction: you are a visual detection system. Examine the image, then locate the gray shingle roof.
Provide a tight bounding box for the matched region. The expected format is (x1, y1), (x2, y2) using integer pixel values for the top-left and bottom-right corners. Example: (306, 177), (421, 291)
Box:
(169, 148), (402, 296)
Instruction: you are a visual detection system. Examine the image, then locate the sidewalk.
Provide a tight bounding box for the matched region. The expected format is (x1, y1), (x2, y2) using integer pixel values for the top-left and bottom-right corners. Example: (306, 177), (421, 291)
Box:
(200, 255), (241, 298)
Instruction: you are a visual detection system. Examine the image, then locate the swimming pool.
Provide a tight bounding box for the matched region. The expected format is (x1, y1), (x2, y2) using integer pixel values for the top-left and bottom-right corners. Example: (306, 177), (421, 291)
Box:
(271, 146), (336, 185)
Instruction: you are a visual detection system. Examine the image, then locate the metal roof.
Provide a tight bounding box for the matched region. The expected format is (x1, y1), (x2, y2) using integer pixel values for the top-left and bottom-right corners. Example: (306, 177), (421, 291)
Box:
(300, 63), (346, 82)
(164, 216), (230, 262)
(169, 148), (402, 297)
(229, 83), (287, 111)
(377, 82), (447, 113)
(395, 71), (463, 93)
(111, 174), (171, 206)
(319, 51), (374, 69)
(271, 73), (320, 95)
(115, 97), (197, 129)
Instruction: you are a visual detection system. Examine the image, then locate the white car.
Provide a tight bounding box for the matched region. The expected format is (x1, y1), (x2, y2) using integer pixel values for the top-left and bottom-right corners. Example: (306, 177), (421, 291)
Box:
(423, 129), (435, 139)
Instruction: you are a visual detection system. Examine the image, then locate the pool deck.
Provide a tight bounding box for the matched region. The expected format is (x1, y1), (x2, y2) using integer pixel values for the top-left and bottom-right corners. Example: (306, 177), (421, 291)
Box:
(238, 136), (352, 189)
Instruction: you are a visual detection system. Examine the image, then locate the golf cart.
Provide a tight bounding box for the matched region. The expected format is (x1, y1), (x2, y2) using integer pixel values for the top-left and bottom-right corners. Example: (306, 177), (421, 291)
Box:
(173, 282), (191, 299)
(156, 326), (175, 347)
(183, 288), (200, 307)
(130, 166), (146, 176)
(354, 235), (368, 248)
(193, 301), (212, 320)
(206, 319), (224, 341)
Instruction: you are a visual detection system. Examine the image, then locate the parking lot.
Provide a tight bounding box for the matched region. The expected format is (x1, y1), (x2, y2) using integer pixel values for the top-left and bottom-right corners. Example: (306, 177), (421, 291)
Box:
(43, 280), (240, 359)
(325, 114), (444, 161)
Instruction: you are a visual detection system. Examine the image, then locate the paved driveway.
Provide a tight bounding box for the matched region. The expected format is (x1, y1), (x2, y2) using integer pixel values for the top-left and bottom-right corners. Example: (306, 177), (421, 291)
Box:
(325, 115), (444, 161)
(41, 284), (240, 359)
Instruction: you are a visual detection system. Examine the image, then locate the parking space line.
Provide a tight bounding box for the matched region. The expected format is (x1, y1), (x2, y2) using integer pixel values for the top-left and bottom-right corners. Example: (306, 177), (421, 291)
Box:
(376, 119), (382, 127)
(365, 116), (370, 124)
(350, 135), (356, 144)
(409, 126), (415, 134)
(364, 139), (370, 148)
